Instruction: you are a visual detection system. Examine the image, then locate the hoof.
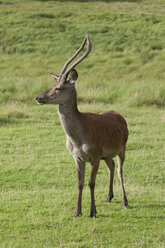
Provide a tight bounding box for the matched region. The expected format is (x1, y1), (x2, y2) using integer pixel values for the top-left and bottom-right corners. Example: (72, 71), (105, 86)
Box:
(105, 194), (114, 203)
(123, 205), (130, 209)
(123, 202), (129, 209)
(73, 211), (82, 218)
(89, 207), (97, 218)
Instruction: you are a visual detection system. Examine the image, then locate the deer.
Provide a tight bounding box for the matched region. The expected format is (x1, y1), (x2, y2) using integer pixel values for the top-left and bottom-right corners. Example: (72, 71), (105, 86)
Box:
(35, 34), (129, 218)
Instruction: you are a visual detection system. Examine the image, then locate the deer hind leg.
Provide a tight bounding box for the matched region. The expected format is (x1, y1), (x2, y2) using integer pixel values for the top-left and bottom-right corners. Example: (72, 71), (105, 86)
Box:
(117, 150), (129, 209)
(89, 159), (100, 218)
(104, 159), (115, 203)
(73, 160), (85, 217)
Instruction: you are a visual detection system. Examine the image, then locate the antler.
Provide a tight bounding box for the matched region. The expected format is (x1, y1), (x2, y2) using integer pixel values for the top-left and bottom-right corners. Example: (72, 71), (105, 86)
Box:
(59, 34), (92, 80)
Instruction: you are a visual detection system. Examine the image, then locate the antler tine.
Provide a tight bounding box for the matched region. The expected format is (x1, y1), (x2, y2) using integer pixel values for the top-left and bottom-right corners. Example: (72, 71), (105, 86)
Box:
(60, 34), (92, 80)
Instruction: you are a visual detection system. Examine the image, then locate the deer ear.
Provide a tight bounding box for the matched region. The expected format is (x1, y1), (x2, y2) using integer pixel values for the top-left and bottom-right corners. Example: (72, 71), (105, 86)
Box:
(50, 73), (59, 82)
(69, 69), (78, 84)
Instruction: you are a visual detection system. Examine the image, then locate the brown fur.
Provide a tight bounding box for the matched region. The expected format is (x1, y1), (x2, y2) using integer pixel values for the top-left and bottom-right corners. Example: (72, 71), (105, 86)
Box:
(35, 35), (129, 217)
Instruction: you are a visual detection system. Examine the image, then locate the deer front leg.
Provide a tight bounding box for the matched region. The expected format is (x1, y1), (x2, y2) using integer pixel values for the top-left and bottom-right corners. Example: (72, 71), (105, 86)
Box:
(89, 159), (100, 218)
(73, 160), (85, 217)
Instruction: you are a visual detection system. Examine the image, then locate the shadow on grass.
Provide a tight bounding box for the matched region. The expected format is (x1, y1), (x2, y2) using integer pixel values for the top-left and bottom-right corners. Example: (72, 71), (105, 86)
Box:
(0, 117), (16, 126)
(132, 202), (165, 216)
(141, 203), (165, 209)
(35, 0), (142, 2)
(98, 202), (165, 219)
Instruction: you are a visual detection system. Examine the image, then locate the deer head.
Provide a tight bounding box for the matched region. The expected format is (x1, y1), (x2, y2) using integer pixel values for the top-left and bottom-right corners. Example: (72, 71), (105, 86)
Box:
(35, 34), (92, 105)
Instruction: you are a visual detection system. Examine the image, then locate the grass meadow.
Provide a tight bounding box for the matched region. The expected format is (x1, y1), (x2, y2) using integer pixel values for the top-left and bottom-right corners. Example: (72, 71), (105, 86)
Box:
(0, 0), (165, 247)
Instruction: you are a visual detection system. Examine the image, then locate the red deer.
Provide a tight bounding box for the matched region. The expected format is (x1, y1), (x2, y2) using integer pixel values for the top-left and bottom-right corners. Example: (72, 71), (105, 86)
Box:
(35, 35), (129, 217)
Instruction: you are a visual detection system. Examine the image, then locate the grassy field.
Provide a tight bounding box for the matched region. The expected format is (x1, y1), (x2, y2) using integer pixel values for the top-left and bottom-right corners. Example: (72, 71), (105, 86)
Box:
(0, 0), (165, 247)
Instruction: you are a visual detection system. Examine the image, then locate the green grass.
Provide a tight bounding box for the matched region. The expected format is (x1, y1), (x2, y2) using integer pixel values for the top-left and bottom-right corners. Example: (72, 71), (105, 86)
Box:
(0, 0), (165, 247)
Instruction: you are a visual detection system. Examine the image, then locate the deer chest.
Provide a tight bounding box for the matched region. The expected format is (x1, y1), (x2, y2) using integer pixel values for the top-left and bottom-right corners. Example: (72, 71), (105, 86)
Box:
(66, 138), (96, 162)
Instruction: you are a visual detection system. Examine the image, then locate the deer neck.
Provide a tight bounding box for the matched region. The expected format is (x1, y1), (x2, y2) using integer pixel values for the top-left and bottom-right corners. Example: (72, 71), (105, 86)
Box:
(58, 93), (82, 142)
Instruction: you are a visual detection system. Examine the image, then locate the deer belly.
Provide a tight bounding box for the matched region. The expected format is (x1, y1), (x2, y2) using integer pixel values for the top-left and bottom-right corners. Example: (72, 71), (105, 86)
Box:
(101, 146), (119, 159)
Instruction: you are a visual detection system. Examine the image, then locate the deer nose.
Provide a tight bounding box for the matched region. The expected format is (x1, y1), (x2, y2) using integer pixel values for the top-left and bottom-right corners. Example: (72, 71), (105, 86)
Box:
(35, 96), (40, 102)
(35, 95), (45, 104)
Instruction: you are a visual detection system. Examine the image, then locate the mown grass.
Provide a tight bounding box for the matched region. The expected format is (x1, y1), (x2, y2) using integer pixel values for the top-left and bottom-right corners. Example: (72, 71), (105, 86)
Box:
(0, 0), (165, 247)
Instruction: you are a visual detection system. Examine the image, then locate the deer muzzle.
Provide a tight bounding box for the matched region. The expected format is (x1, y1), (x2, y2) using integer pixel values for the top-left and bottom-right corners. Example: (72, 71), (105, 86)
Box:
(35, 95), (46, 105)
